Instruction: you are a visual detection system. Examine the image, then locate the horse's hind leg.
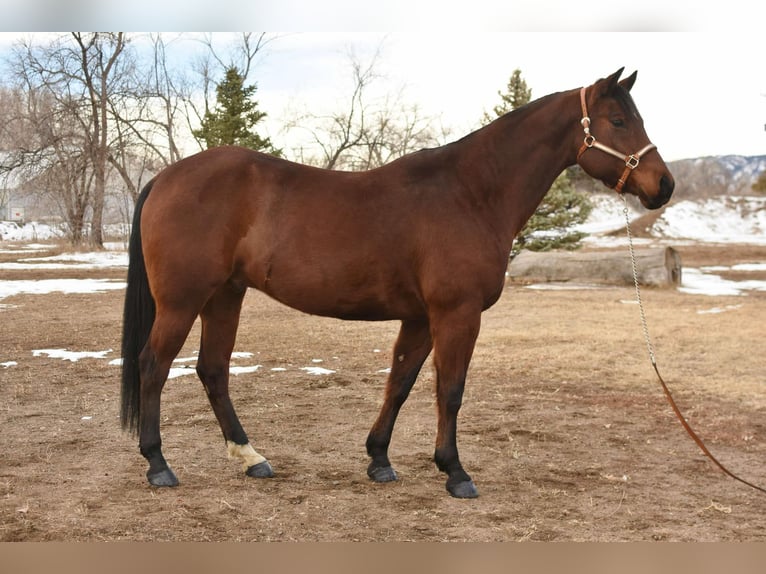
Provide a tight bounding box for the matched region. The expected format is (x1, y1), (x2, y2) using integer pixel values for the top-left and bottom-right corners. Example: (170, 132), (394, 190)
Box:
(196, 282), (273, 479)
(139, 307), (199, 487)
(366, 319), (432, 483)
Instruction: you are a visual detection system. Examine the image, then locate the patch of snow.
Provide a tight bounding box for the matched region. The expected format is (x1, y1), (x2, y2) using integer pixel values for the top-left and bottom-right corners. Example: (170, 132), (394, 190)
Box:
(167, 367), (196, 379)
(679, 268), (766, 296)
(166, 364), (263, 379)
(576, 193), (766, 246)
(731, 263), (766, 272)
(32, 348), (113, 362)
(574, 194), (642, 235)
(301, 366), (336, 376)
(652, 197), (766, 244)
(697, 304), (743, 315)
(0, 246), (49, 254)
(0, 278), (126, 300)
(0, 221), (62, 241)
(229, 365), (262, 376)
(0, 251), (128, 270)
(2, 361), (17, 368)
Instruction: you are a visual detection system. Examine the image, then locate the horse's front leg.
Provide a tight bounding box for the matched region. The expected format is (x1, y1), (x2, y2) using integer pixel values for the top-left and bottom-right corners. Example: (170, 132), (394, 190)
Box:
(366, 319), (432, 483)
(430, 304), (482, 498)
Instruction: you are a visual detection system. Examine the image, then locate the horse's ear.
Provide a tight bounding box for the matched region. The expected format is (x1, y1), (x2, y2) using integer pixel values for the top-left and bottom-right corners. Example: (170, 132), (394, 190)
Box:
(619, 70), (638, 92)
(593, 67), (625, 98)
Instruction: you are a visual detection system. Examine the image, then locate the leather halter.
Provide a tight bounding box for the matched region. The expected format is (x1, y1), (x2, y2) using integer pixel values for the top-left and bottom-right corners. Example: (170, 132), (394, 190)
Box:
(576, 87), (656, 194)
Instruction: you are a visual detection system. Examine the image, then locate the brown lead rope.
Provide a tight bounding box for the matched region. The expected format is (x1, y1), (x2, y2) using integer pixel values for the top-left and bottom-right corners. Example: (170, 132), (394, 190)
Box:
(622, 195), (766, 495)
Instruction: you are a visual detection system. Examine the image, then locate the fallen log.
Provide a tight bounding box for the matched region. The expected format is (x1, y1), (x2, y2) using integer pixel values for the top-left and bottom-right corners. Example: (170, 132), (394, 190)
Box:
(507, 247), (682, 287)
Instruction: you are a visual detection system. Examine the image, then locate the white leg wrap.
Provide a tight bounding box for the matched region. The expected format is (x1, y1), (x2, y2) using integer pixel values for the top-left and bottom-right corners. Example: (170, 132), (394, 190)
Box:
(227, 441), (267, 471)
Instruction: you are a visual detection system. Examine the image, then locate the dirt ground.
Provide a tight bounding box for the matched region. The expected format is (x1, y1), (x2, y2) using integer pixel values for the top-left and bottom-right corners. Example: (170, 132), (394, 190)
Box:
(1, 242), (765, 541)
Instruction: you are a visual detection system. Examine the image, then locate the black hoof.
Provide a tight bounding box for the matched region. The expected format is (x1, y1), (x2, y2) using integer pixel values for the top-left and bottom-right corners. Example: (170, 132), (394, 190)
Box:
(368, 465), (398, 483)
(447, 479), (479, 499)
(246, 460), (274, 478)
(147, 468), (179, 487)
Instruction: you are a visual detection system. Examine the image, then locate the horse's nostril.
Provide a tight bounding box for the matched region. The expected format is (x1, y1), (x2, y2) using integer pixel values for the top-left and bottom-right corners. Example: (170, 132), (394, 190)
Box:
(659, 174), (674, 202)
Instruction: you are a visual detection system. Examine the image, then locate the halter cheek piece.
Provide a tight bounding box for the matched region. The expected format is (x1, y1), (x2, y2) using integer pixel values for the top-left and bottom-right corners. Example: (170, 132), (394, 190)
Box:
(576, 87), (656, 194)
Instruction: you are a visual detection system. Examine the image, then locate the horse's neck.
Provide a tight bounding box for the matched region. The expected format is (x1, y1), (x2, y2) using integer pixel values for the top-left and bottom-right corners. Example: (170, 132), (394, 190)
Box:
(457, 89), (580, 251)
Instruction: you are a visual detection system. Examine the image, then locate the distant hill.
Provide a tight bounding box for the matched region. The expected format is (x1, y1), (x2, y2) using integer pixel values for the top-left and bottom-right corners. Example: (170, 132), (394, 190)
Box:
(664, 155), (766, 199)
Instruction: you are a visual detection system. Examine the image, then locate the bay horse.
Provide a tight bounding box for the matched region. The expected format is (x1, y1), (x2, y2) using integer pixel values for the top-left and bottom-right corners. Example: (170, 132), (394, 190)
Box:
(121, 68), (674, 498)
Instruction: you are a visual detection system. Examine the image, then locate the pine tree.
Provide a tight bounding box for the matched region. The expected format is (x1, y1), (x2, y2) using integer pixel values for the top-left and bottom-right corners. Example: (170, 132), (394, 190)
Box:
(194, 66), (281, 155)
(513, 175), (592, 252)
(486, 69), (592, 253)
(482, 69), (531, 123)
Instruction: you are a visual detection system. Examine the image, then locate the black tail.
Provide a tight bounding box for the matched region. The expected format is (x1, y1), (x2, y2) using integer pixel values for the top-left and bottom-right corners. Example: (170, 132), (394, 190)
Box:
(120, 180), (156, 436)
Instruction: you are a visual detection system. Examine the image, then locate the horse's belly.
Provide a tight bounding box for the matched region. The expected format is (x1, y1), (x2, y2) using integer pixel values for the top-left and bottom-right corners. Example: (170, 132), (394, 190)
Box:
(244, 255), (424, 321)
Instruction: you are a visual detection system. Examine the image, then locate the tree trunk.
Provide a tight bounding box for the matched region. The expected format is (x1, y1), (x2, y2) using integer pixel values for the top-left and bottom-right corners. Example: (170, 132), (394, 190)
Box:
(507, 247), (682, 287)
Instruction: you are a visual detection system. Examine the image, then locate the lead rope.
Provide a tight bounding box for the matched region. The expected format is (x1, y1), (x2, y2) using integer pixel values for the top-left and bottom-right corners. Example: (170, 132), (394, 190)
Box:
(622, 194), (766, 495)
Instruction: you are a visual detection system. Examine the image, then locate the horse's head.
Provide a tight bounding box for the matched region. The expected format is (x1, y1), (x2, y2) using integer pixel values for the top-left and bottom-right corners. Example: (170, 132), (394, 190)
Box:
(575, 68), (674, 210)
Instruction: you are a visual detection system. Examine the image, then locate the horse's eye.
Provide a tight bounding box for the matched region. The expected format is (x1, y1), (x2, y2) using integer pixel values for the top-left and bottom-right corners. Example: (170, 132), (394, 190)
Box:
(611, 118), (625, 128)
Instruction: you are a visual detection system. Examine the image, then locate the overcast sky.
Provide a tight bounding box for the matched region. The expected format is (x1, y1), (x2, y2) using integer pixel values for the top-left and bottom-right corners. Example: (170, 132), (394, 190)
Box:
(0, 2), (763, 162)
(253, 32), (764, 161)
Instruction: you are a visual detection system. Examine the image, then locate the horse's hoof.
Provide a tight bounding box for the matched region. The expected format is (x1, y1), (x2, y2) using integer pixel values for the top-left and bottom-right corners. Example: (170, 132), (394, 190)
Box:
(246, 460), (274, 478)
(147, 468), (179, 487)
(368, 465), (398, 483)
(447, 479), (479, 499)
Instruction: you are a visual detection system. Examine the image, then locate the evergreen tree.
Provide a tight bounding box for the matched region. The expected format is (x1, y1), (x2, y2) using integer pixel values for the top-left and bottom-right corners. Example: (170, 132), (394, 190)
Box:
(486, 69), (592, 253)
(194, 66), (281, 155)
(482, 68), (531, 123)
(513, 175), (592, 252)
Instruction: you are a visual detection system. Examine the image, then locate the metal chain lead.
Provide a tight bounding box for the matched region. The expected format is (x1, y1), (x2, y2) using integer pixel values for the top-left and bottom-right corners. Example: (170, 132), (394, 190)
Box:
(622, 194), (657, 366)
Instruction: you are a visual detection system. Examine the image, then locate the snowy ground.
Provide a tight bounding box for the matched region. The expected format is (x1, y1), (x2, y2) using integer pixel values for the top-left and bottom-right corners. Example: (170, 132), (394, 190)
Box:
(576, 194), (766, 244)
(572, 194), (766, 296)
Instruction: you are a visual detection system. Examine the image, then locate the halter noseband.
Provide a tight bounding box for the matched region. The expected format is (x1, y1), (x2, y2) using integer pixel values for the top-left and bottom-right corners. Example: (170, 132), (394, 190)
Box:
(576, 87), (656, 194)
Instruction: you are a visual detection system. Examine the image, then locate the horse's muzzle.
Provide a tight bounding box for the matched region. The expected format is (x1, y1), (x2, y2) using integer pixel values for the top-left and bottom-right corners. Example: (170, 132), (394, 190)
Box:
(644, 174), (675, 210)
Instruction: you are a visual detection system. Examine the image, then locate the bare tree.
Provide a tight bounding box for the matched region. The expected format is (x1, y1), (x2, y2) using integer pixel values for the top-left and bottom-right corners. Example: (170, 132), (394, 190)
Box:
(359, 95), (449, 168)
(284, 49), (448, 171)
(10, 32), (130, 247)
(1, 84), (96, 242)
(73, 32), (127, 247)
(4, 32), (282, 241)
(106, 33), (190, 204)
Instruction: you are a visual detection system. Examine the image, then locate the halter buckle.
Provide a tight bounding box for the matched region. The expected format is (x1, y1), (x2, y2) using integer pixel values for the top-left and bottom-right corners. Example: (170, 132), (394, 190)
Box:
(626, 154), (640, 169)
(584, 134), (595, 148)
